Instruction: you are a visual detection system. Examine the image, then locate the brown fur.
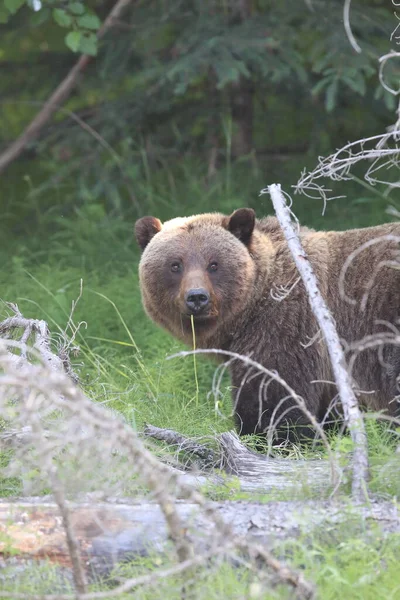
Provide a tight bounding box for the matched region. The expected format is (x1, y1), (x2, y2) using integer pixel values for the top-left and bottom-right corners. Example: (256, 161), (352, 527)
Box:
(135, 209), (400, 442)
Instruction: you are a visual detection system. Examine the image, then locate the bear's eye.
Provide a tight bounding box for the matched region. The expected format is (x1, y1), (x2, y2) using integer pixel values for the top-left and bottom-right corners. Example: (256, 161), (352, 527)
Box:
(170, 261), (182, 273)
(208, 262), (218, 273)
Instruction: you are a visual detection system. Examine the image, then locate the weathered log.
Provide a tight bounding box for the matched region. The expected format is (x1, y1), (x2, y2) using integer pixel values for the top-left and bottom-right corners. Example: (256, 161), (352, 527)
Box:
(0, 498), (398, 587)
(144, 425), (339, 494)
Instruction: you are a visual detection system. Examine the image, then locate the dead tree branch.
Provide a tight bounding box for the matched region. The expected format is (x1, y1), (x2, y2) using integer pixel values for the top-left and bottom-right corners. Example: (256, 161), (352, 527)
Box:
(294, 43), (400, 203)
(144, 424), (217, 467)
(27, 401), (88, 596)
(266, 184), (369, 502)
(0, 0), (134, 175)
(0, 302), (77, 378)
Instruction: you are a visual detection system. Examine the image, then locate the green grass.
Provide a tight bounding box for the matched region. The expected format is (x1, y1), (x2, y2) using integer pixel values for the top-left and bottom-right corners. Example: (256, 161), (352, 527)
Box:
(1, 527), (399, 599)
(0, 261), (234, 434)
(74, 531), (400, 600)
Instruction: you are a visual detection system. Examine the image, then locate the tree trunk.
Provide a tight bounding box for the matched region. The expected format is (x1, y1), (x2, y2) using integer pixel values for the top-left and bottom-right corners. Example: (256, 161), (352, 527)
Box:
(230, 0), (254, 157)
(231, 78), (254, 157)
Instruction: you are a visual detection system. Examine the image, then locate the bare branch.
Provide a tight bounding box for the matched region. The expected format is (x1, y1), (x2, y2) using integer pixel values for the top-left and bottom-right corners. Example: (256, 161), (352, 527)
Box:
(295, 41), (400, 202)
(0, 551), (222, 600)
(295, 131), (400, 204)
(379, 52), (400, 97)
(265, 184), (369, 502)
(26, 401), (88, 596)
(343, 0), (362, 54)
(0, 303), (64, 373)
(144, 423), (217, 467)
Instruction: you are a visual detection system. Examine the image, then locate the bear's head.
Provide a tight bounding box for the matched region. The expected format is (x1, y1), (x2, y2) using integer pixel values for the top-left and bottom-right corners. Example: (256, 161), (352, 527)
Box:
(135, 209), (260, 345)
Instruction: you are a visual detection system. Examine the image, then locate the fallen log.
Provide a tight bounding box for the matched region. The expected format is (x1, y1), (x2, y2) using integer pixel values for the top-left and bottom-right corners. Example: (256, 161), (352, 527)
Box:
(0, 497), (398, 588)
(144, 425), (340, 495)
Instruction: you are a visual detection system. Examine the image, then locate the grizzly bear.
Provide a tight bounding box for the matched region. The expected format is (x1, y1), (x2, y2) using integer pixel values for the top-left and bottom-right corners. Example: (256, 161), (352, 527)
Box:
(135, 209), (400, 442)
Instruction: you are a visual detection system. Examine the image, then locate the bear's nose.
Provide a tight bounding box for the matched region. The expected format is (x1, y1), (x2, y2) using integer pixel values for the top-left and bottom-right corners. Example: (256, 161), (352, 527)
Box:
(185, 288), (210, 315)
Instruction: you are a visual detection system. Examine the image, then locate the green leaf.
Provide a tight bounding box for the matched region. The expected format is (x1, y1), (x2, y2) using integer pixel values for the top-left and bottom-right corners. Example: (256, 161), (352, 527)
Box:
(79, 32), (98, 56)
(311, 77), (329, 96)
(53, 8), (73, 28)
(77, 13), (101, 30)
(342, 75), (365, 96)
(31, 6), (50, 26)
(68, 2), (85, 16)
(65, 30), (82, 53)
(4, 0), (25, 15)
(325, 79), (338, 112)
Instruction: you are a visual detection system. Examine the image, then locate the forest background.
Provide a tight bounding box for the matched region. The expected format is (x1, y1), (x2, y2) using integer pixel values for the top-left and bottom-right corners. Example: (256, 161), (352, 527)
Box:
(0, 0), (399, 458)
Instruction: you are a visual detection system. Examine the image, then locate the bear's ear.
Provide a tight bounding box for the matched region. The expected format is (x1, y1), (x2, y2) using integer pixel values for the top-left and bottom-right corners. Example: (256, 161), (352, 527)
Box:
(227, 208), (255, 245)
(135, 216), (163, 251)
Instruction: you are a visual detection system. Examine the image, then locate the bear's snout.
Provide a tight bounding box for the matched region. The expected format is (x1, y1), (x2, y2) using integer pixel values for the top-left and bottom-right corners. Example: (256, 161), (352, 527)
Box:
(185, 288), (210, 315)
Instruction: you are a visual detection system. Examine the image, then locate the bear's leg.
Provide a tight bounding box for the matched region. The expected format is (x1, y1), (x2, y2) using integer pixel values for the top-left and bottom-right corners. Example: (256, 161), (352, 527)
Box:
(231, 373), (319, 445)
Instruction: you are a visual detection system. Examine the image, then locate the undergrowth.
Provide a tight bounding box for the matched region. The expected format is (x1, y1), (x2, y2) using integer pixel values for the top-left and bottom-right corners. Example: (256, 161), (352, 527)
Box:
(2, 527), (399, 599)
